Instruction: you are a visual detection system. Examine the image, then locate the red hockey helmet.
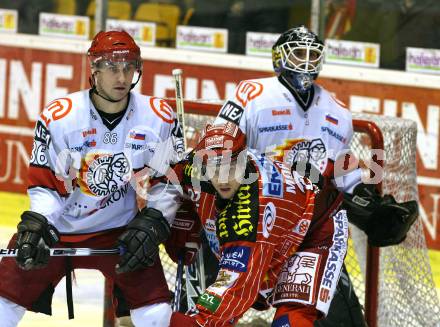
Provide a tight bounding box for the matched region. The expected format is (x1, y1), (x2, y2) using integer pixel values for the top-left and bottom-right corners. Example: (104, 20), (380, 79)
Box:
(194, 122), (247, 166)
(87, 30), (141, 68)
(88, 30), (142, 92)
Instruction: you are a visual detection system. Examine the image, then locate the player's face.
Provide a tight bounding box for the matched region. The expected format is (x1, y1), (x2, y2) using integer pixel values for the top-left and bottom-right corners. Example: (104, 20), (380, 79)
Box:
(208, 160), (245, 200)
(94, 60), (137, 101)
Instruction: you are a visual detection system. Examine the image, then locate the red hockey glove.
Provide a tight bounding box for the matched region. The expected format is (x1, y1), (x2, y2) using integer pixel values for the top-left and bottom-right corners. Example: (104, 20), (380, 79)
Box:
(169, 312), (198, 327)
(165, 199), (201, 265)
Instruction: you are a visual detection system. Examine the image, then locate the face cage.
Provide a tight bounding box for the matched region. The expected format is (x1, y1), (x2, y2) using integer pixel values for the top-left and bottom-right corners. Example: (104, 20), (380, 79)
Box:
(279, 41), (325, 74)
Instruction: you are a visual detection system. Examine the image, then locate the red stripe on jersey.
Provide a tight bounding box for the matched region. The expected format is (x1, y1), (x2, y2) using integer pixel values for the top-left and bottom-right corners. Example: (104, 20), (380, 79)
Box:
(28, 165), (68, 196)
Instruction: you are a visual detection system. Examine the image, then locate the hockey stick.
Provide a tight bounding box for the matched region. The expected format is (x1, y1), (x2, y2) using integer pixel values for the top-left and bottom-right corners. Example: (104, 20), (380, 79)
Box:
(172, 255), (184, 312)
(172, 68), (187, 151)
(172, 68), (206, 312)
(0, 247), (123, 257)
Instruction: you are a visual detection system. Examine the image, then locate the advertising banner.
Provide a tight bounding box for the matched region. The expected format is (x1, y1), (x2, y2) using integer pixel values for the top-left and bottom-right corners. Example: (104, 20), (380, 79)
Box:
(0, 9), (17, 33)
(406, 47), (440, 74)
(39, 12), (89, 40)
(245, 32), (279, 57)
(176, 26), (228, 53)
(0, 41), (438, 250)
(325, 39), (380, 68)
(106, 19), (156, 47)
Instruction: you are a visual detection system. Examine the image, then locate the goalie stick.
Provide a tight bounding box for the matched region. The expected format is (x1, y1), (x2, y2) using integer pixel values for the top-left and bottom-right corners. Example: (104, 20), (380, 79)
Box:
(0, 247), (123, 257)
(172, 68), (206, 312)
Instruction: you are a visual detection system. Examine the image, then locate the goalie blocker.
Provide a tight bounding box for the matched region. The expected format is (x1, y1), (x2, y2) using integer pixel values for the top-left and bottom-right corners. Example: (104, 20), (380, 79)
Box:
(343, 183), (418, 247)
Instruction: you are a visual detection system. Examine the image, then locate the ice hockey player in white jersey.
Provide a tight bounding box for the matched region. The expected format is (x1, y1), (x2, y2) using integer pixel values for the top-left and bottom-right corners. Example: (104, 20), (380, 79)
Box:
(0, 30), (182, 326)
(215, 25), (418, 327)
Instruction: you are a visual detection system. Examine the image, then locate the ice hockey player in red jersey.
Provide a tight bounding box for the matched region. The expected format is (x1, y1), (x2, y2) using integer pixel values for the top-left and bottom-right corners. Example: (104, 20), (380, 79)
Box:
(214, 25), (419, 326)
(147, 122), (350, 326)
(0, 30), (182, 326)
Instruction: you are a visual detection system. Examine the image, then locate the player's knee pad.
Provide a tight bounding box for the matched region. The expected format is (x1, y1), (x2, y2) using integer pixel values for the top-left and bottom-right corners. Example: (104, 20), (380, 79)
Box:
(130, 302), (172, 327)
(0, 296), (26, 327)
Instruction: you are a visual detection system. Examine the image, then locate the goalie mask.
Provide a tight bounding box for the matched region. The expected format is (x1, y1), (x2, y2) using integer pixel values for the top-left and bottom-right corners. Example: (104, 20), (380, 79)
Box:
(272, 26), (325, 93)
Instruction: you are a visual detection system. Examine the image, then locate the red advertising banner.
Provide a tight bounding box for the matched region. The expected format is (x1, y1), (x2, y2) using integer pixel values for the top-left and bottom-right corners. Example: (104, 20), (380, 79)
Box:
(0, 45), (439, 250)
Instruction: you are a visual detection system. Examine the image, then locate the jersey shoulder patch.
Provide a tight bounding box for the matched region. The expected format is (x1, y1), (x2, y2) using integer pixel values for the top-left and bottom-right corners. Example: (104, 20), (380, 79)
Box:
(234, 80), (264, 107)
(315, 84), (348, 110)
(330, 93), (348, 110)
(39, 90), (87, 129)
(40, 97), (73, 127)
(218, 100), (244, 124)
(148, 96), (175, 124)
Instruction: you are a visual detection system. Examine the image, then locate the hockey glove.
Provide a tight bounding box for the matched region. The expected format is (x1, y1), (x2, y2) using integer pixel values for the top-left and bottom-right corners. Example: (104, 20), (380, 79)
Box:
(165, 200), (201, 266)
(116, 207), (170, 274)
(343, 183), (419, 247)
(16, 211), (60, 270)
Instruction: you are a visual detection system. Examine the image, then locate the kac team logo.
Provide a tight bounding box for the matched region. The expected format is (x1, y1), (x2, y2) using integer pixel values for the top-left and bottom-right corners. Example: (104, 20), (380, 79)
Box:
(79, 152), (131, 196)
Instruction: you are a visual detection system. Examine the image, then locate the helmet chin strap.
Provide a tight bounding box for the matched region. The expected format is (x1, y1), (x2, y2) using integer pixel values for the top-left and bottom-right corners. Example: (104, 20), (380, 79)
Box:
(90, 70), (143, 103)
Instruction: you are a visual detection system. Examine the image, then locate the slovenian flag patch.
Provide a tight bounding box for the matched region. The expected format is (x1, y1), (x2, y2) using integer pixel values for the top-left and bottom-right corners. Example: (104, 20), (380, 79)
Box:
(130, 131), (146, 140)
(325, 114), (338, 125)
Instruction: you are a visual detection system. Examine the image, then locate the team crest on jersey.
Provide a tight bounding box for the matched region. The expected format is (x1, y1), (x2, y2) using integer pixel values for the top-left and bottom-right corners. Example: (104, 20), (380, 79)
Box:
(274, 138), (327, 172)
(78, 152), (131, 196)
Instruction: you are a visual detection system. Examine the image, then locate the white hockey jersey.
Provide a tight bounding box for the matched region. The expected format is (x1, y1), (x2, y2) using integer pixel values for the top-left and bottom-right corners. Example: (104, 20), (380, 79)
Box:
(28, 90), (182, 234)
(215, 76), (361, 192)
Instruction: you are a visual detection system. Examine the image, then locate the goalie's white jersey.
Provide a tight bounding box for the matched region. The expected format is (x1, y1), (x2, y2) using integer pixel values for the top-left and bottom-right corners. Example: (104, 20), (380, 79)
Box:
(215, 76), (361, 191)
(28, 90), (182, 234)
